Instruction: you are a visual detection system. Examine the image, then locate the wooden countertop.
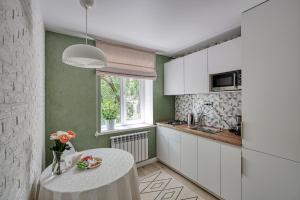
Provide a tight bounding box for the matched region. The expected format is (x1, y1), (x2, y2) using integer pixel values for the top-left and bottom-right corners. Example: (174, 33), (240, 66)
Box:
(157, 122), (242, 146)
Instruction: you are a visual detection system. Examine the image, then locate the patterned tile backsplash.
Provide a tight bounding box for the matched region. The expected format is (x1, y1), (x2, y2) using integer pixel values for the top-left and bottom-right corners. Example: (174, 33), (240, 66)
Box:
(175, 92), (242, 129)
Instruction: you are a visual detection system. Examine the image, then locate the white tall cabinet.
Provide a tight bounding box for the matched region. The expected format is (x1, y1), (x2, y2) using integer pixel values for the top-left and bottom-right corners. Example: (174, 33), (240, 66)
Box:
(164, 57), (185, 95)
(184, 49), (208, 94)
(208, 37), (242, 74)
(242, 0), (300, 163)
(242, 0), (300, 199)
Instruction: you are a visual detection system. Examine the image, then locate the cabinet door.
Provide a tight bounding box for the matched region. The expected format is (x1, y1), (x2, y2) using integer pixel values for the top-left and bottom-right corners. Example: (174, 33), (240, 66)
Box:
(156, 126), (169, 164)
(242, 149), (300, 200)
(221, 144), (241, 200)
(164, 57), (185, 95)
(181, 132), (198, 181)
(168, 129), (181, 171)
(197, 137), (220, 195)
(184, 49), (208, 94)
(208, 37), (241, 74)
(242, 0), (300, 162)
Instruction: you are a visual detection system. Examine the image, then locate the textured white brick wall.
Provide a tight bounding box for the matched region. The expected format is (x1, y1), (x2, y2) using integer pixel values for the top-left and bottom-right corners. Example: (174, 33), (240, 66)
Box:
(0, 0), (45, 199)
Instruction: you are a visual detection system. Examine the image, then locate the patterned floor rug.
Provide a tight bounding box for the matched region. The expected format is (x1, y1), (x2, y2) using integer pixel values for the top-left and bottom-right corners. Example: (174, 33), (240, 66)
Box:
(139, 170), (201, 200)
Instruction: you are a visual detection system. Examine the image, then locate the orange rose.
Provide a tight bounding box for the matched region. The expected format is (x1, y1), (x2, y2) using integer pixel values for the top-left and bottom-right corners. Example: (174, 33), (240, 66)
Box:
(67, 130), (77, 138)
(59, 134), (70, 144)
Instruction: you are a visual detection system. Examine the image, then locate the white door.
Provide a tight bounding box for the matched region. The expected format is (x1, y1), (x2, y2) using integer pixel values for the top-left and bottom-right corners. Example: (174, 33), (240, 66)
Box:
(184, 49), (208, 94)
(242, 0), (300, 162)
(221, 144), (241, 200)
(164, 57), (185, 95)
(156, 126), (169, 164)
(197, 137), (220, 195)
(181, 132), (198, 181)
(242, 149), (300, 200)
(208, 37), (241, 74)
(168, 129), (181, 171)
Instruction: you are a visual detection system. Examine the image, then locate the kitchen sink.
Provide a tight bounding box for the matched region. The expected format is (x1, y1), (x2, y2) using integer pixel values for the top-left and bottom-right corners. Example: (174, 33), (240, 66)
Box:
(190, 126), (221, 134)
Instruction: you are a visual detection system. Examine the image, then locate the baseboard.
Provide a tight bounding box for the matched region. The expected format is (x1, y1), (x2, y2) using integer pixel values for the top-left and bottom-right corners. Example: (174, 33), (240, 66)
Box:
(137, 157), (158, 168)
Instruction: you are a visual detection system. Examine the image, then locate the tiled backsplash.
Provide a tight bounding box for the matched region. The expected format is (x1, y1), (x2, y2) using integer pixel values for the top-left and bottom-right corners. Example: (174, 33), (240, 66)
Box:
(175, 92), (241, 129)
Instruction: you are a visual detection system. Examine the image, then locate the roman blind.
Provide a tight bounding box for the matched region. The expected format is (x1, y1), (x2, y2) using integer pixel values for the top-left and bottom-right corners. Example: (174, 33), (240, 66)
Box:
(96, 41), (156, 80)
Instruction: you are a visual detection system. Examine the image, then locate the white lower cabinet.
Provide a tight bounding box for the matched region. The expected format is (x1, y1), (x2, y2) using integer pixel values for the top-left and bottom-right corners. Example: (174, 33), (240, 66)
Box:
(221, 144), (241, 200)
(168, 129), (181, 171)
(180, 132), (198, 181)
(197, 137), (221, 196)
(157, 126), (241, 199)
(157, 126), (181, 170)
(157, 126), (170, 164)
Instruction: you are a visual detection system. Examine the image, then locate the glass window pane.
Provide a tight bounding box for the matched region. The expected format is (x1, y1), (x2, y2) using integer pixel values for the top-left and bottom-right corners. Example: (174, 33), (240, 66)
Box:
(125, 79), (141, 121)
(100, 75), (121, 125)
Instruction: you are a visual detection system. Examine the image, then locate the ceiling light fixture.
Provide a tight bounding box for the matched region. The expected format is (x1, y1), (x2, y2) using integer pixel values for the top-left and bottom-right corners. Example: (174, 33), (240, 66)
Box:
(62, 0), (107, 68)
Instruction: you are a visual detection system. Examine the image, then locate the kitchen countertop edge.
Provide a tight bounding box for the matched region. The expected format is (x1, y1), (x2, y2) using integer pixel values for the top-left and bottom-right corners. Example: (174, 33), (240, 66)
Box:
(156, 122), (242, 146)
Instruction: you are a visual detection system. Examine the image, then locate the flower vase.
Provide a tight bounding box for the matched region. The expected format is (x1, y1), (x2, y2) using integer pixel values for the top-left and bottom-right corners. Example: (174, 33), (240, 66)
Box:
(106, 119), (116, 130)
(52, 151), (63, 175)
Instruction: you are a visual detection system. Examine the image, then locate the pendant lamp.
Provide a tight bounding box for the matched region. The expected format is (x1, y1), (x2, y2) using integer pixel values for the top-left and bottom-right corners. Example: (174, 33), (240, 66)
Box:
(62, 0), (107, 68)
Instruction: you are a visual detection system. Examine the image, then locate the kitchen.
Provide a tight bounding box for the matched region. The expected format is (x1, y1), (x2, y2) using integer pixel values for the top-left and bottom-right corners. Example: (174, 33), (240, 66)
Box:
(158, 36), (243, 200)
(157, 1), (300, 200)
(155, 1), (300, 200)
(1, 0), (300, 200)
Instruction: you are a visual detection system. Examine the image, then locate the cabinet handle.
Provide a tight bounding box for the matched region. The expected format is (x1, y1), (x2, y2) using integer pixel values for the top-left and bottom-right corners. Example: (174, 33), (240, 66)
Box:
(241, 121), (244, 139)
(241, 156), (243, 175)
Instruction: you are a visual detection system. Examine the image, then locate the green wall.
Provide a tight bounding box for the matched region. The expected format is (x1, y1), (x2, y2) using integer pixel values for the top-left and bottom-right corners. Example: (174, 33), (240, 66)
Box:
(153, 55), (175, 122)
(45, 31), (174, 165)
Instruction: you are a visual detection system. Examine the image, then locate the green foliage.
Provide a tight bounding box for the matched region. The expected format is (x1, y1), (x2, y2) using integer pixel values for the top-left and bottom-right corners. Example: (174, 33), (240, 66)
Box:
(100, 75), (141, 122)
(125, 79), (141, 120)
(100, 75), (121, 123)
(101, 99), (119, 120)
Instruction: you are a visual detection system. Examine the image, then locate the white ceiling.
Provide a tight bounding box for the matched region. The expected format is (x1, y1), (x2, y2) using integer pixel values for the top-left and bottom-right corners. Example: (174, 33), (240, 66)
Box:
(41, 0), (264, 56)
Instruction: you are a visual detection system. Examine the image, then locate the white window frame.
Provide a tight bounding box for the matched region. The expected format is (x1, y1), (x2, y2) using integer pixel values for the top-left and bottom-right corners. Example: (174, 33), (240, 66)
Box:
(100, 76), (145, 130)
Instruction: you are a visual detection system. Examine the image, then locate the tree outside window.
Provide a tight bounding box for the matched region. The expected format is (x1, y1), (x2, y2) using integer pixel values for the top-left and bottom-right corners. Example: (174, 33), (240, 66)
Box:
(100, 75), (144, 129)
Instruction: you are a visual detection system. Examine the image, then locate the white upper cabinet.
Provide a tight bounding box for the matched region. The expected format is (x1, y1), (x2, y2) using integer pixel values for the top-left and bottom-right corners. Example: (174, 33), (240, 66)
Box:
(184, 49), (208, 94)
(181, 132), (198, 182)
(164, 37), (241, 95)
(208, 37), (242, 74)
(197, 137), (221, 196)
(221, 144), (241, 200)
(164, 57), (185, 95)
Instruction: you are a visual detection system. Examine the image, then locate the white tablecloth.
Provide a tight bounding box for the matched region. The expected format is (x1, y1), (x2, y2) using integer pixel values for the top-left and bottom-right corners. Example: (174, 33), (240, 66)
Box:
(38, 148), (141, 200)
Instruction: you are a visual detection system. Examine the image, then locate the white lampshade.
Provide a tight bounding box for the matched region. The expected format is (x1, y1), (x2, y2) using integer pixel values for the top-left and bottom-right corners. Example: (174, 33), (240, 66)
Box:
(62, 44), (107, 68)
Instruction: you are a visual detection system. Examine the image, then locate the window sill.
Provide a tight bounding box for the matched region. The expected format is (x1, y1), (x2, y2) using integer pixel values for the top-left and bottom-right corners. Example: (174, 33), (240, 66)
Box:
(95, 123), (156, 136)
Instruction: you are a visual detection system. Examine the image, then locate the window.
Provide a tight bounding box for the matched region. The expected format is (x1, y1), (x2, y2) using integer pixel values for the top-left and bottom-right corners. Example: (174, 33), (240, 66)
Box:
(100, 75), (145, 130)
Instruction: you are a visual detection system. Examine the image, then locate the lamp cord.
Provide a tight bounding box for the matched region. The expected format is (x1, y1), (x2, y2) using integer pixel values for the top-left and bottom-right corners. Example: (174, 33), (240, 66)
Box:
(85, 7), (88, 45)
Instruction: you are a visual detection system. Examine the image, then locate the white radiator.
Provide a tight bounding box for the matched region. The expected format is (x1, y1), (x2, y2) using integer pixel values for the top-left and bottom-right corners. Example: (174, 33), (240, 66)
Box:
(110, 131), (149, 163)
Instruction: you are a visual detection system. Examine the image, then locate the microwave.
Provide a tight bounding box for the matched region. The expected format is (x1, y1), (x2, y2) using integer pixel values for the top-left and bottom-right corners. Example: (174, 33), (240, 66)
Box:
(211, 70), (242, 92)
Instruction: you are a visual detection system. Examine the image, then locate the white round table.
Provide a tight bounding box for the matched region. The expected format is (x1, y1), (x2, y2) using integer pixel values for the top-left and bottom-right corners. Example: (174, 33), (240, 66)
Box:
(38, 148), (141, 200)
